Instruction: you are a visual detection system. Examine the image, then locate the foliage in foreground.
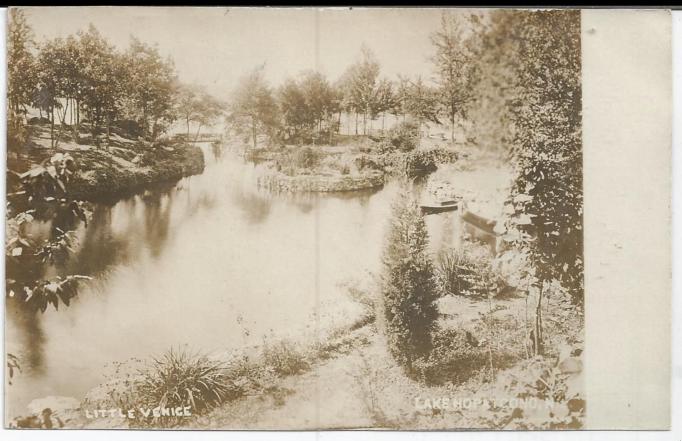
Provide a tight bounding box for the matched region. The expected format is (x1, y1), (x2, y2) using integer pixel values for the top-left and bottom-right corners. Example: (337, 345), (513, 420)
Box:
(6, 152), (92, 311)
(381, 189), (439, 371)
(84, 324), (373, 428)
(412, 328), (487, 385)
(135, 349), (234, 426)
(476, 10), (583, 306)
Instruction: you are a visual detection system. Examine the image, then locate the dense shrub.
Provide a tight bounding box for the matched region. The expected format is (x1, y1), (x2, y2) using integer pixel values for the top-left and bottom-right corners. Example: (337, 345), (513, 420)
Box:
(292, 146), (320, 169)
(412, 328), (487, 385)
(380, 121), (420, 153)
(274, 146), (323, 176)
(320, 154), (355, 176)
(393, 147), (459, 178)
(429, 147), (459, 164)
(354, 153), (383, 172)
(404, 150), (438, 177)
(113, 119), (143, 139)
(381, 189), (439, 371)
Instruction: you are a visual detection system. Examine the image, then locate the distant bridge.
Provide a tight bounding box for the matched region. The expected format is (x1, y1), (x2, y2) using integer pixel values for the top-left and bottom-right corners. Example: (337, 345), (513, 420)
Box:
(175, 133), (224, 143)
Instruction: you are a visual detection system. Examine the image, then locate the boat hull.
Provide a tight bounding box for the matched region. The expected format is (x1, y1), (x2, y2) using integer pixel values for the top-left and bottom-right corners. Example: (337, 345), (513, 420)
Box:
(420, 204), (458, 215)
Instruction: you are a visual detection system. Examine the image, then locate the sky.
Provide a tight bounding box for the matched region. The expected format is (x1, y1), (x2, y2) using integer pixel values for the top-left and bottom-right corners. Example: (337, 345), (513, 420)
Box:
(21, 7), (460, 99)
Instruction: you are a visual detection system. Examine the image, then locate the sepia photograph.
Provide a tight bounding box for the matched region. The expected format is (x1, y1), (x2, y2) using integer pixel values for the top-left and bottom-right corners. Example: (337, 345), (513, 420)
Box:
(3, 5), (607, 431)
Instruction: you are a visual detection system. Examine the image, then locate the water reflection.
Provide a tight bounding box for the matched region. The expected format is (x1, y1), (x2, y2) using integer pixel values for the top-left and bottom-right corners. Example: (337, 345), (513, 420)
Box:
(6, 144), (457, 418)
(6, 303), (46, 375)
(230, 190), (272, 225)
(142, 193), (173, 259)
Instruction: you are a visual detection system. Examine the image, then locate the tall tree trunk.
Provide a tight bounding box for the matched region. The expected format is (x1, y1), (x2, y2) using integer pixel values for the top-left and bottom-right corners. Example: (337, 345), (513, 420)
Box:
(73, 99), (80, 143)
(534, 280), (545, 356)
(251, 116), (257, 149)
(92, 109), (100, 147)
(106, 114), (112, 150)
(417, 120), (423, 149)
(193, 124), (202, 143)
(69, 99), (75, 137)
(354, 112), (358, 135)
(328, 115), (334, 145)
(142, 106), (148, 140)
(312, 119), (317, 146)
(317, 119), (322, 145)
(451, 112), (455, 142)
(50, 107), (55, 149)
(54, 99), (70, 149)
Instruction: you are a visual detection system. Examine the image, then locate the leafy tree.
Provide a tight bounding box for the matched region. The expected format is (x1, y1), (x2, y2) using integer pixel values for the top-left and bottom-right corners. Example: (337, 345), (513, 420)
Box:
(338, 46), (383, 135)
(390, 75), (412, 123)
(176, 84), (224, 142)
(430, 11), (480, 141)
(354, 46), (381, 134)
(227, 66), (279, 149)
(404, 76), (440, 140)
(279, 71), (338, 144)
(60, 35), (86, 142)
(335, 66), (361, 135)
(381, 188), (439, 371)
(35, 33), (90, 148)
(34, 34), (86, 146)
(486, 10), (583, 353)
(7, 8), (37, 143)
(279, 78), (309, 141)
(299, 71), (330, 130)
(299, 71), (335, 144)
(124, 37), (178, 140)
(372, 78), (396, 132)
(35, 41), (61, 148)
(7, 8), (35, 111)
(78, 25), (127, 146)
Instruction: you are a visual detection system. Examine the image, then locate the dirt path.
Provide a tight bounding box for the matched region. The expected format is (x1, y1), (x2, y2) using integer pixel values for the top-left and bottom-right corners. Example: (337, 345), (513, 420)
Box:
(186, 291), (532, 430)
(189, 335), (379, 430)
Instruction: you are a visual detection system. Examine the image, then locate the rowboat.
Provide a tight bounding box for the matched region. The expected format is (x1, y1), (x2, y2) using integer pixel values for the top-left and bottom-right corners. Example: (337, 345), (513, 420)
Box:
(420, 198), (458, 215)
(460, 209), (497, 235)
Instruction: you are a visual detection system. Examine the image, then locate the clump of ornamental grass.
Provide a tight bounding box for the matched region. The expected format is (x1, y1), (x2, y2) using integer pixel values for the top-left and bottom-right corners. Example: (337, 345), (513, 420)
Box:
(261, 339), (310, 377)
(436, 244), (499, 298)
(136, 348), (232, 426)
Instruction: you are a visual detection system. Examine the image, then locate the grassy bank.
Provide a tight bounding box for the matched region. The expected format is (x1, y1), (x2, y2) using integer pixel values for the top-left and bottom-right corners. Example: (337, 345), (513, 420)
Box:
(55, 246), (582, 431)
(55, 314), (376, 429)
(178, 287), (583, 430)
(177, 278), (583, 430)
(7, 122), (205, 203)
